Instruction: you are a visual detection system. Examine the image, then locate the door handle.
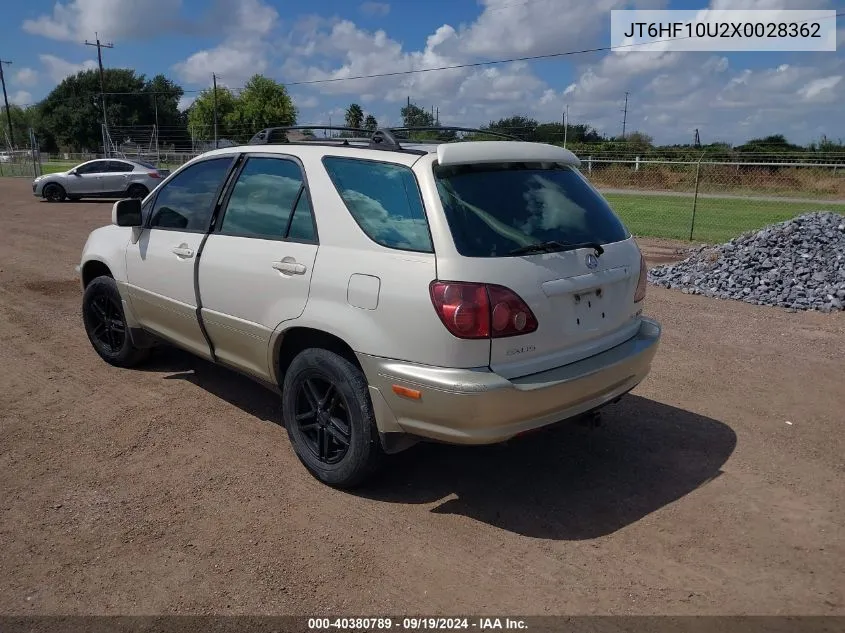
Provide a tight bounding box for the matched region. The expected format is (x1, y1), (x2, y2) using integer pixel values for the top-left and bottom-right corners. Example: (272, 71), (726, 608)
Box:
(272, 260), (307, 275)
(172, 246), (194, 258)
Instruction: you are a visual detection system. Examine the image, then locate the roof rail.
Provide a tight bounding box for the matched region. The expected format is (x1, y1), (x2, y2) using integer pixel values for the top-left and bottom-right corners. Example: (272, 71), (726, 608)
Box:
(387, 126), (522, 141)
(246, 124), (523, 152)
(248, 125), (371, 145)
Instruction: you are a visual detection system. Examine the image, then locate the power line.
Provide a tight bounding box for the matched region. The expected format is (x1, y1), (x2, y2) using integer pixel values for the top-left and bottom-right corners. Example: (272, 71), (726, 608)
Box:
(285, 11), (845, 86)
(14, 10), (845, 106)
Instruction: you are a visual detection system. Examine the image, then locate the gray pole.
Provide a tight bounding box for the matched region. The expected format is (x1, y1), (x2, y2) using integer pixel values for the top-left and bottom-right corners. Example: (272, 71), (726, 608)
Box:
(0, 60), (14, 148)
(212, 73), (218, 149)
(563, 104), (569, 148)
(85, 33), (114, 152)
(621, 91), (629, 139)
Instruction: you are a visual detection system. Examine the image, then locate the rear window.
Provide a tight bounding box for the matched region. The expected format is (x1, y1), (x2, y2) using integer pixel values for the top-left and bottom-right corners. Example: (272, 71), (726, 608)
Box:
(433, 162), (630, 257)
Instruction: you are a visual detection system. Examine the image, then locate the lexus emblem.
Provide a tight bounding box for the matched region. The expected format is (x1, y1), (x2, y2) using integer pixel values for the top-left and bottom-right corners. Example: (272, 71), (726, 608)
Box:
(585, 253), (599, 270)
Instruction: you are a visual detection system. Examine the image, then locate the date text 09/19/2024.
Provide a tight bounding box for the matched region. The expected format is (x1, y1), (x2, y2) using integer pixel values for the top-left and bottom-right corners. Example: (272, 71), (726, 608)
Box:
(307, 617), (528, 630)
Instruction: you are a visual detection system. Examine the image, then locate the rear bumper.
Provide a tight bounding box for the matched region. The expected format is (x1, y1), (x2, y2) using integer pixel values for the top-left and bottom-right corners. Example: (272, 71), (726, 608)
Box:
(358, 317), (661, 445)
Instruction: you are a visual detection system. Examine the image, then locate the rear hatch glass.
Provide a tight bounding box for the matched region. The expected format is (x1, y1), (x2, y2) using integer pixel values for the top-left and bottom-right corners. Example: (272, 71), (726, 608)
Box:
(432, 161), (639, 376)
(433, 162), (629, 256)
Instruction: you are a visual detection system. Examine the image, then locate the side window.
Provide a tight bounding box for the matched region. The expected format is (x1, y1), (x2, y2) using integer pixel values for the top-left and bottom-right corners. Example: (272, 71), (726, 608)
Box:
(287, 192), (316, 241)
(219, 157), (311, 240)
(76, 161), (105, 175)
(109, 161), (134, 173)
(322, 157), (432, 252)
(149, 157), (232, 231)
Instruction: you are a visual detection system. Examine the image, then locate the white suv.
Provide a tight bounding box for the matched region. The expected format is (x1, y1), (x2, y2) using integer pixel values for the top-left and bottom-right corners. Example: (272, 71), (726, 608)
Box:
(79, 126), (661, 488)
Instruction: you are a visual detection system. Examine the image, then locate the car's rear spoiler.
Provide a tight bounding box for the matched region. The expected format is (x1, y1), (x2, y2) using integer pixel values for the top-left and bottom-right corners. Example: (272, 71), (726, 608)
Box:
(436, 141), (581, 168)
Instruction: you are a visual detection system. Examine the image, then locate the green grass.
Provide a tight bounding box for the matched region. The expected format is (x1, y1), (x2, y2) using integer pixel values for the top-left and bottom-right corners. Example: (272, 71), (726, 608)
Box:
(604, 193), (845, 243)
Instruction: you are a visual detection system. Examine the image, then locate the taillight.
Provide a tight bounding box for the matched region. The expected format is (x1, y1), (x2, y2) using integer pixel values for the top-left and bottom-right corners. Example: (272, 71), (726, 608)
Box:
(429, 281), (538, 339)
(634, 252), (647, 303)
(147, 171), (161, 178)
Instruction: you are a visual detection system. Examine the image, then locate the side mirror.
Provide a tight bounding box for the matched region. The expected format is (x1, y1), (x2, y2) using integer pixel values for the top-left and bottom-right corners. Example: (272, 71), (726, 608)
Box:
(112, 198), (143, 227)
(68, 169), (77, 176)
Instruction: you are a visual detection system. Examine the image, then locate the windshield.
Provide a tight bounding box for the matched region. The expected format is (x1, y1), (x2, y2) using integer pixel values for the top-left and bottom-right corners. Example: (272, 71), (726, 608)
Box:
(433, 162), (630, 257)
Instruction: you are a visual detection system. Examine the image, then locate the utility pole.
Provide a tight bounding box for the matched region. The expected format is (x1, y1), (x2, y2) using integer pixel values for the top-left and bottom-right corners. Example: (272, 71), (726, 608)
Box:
(85, 33), (114, 153)
(0, 59), (14, 148)
(563, 103), (569, 148)
(621, 91), (629, 140)
(212, 73), (218, 149)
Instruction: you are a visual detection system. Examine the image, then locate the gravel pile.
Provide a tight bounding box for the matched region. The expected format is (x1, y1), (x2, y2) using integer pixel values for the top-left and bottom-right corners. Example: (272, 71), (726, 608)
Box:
(648, 211), (845, 312)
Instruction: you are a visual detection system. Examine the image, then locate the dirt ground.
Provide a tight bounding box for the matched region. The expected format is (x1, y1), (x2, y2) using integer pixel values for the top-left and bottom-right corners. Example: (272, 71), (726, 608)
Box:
(0, 177), (843, 616)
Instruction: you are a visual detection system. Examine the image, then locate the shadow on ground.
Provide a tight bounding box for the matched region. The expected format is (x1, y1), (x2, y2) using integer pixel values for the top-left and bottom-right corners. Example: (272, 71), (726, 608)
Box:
(141, 346), (737, 540)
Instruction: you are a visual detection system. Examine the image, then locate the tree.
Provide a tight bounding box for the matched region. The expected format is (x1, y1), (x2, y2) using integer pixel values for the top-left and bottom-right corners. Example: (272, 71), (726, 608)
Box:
(35, 68), (188, 152)
(400, 103), (434, 128)
(735, 134), (803, 154)
(226, 75), (297, 142)
(143, 75), (187, 149)
(345, 103), (364, 129)
(624, 131), (653, 154)
(1, 104), (36, 149)
(187, 85), (237, 145)
(363, 114), (378, 131)
(485, 115), (538, 139)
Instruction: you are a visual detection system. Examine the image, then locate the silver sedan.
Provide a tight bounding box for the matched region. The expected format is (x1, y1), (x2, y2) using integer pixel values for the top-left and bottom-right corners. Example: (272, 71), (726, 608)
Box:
(32, 158), (166, 202)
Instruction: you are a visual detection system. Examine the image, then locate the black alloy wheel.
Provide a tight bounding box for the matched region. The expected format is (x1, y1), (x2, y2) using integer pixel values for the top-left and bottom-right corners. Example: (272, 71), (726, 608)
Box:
(293, 374), (352, 464)
(85, 289), (127, 355)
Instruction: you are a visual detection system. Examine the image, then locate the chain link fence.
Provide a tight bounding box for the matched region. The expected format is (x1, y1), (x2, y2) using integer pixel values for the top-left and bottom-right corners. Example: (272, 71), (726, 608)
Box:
(0, 148), (40, 178)
(7, 131), (845, 244)
(584, 157), (845, 243)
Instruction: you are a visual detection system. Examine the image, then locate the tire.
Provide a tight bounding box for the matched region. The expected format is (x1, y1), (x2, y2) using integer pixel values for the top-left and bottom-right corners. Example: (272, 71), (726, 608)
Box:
(282, 348), (383, 488)
(43, 183), (66, 202)
(127, 184), (148, 199)
(82, 275), (149, 368)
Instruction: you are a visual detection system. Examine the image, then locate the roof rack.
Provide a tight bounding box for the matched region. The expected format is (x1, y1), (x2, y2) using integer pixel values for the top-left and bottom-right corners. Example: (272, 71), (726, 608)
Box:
(248, 125), (371, 145)
(247, 124), (523, 152)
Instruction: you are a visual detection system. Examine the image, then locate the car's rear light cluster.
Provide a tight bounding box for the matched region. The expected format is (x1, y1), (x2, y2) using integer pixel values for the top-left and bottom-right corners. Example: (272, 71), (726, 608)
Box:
(429, 281), (538, 339)
(634, 252), (647, 303)
(147, 171), (162, 179)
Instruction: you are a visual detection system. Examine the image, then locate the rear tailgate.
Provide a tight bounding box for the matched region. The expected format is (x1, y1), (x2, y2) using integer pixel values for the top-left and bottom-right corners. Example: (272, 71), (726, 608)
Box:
(417, 145), (645, 379)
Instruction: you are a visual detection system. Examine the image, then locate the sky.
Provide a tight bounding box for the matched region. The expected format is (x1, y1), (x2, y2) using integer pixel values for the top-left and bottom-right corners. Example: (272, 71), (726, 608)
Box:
(2, 0), (844, 146)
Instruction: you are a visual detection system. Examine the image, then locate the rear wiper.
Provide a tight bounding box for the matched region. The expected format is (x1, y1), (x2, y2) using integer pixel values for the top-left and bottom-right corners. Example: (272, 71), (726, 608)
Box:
(509, 241), (605, 256)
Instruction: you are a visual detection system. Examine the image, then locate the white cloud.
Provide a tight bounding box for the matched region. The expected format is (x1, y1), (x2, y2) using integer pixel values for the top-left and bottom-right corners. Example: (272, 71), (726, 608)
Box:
(10, 91), (33, 106)
(178, 95), (196, 111)
(39, 54), (98, 83)
(173, 0), (278, 86)
(13, 68), (39, 87)
(798, 76), (843, 103)
(360, 2), (390, 16)
(709, 0), (830, 8)
(22, 0), (182, 42)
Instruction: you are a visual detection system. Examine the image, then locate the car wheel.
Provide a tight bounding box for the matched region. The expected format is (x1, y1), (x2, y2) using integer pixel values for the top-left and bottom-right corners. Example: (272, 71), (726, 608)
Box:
(43, 183), (66, 202)
(127, 184), (148, 199)
(282, 348), (383, 488)
(82, 276), (149, 368)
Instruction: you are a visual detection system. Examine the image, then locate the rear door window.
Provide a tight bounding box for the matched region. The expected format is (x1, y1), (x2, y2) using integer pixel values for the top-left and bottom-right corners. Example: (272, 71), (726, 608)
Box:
(108, 161), (134, 172)
(323, 157), (432, 253)
(218, 157), (311, 240)
(433, 162), (630, 257)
